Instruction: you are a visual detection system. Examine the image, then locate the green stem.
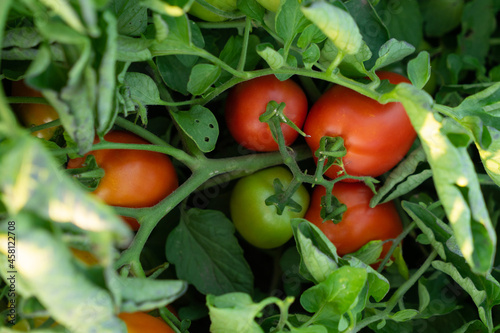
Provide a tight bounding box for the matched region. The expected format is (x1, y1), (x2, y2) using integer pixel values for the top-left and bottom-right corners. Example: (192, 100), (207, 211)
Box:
(196, 19), (247, 29)
(349, 250), (438, 333)
(7, 96), (51, 105)
(28, 119), (62, 133)
(377, 221), (416, 272)
(237, 17), (252, 72)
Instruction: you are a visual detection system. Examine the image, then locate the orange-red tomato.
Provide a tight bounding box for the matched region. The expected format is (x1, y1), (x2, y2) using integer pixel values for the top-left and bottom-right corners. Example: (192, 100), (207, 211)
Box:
(67, 131), (178, 230)
(118, 312), (174, 333)
(10, 80), (60, 140)
(303, 71), (416, 180)
(304, 183), (403, 261)
(225, 75), (308, 152)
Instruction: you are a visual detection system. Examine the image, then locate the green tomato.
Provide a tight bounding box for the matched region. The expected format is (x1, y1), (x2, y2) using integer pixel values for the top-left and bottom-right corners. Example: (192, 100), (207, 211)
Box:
(189, 0), (237, 22)
(255, 0), (281, 12)
(230, 166), (310, 249)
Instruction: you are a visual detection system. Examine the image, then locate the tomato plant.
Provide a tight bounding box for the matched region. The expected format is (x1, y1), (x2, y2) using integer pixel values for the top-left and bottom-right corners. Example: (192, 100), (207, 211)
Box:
(230, 166), (310, 249)
(304, 183), (403, 261)
(1, 1), (500, 332)
(10, 80), (60, 140)
(118, 312), (174, 333)
(67, 130), (178, 230)
(303, 71), (417, 180)
(225, 75), (308, 152)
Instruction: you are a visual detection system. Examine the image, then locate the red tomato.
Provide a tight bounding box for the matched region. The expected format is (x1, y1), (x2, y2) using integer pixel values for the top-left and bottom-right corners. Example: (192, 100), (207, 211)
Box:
(304, 183), (403, 261)
(10, 80), (60, 140)
(303, 71), (416, 180)
(225, 75), (308, 152)
(118, 312), (174, 333)
(67, 131), (178, 230)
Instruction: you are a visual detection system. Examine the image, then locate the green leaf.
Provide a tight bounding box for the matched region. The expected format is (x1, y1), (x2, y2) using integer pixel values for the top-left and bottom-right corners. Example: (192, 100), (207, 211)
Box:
(297, 24), (327, 49)
(347, 240), (383, 266)
(301, 1), (363, 55)
(276, 0), (309, 46)
(302, 44), (321, 69)
(207, 293), (278, 333)
(420, 0), (464, 37)
(417, 278), (430, 313)
(402, 201), (500, 329)
(340, 256), (390, 302)
(96, 11), (118, 136)
(375, 0), (423, 48)
(344, 0), (389, 68)
(170, 105), (219, 153)
(382, 84), (496, 275)
(372, 38), (415, 72)
(187, 64), (221, 96)
(452, 320), (489, 333)
(458, 0), (496, 65)
(417, 272), (461, 319)
(116, 35), (153, 62)
(370, 146), (432, 207)
(291, 219), (339, 284)
(256, 43), (285, 69)
(300, 266), (368, 315)
(389, 309), (418, 322)
(320, 39), (372, 77)
(157, 55), (192, 95)
(3, 27), (42, 48)
(408, 51), (431, 90)
(237, 0), (266, 25)
(450, 82), (500, 186)
(116, 277), (187, 312)
(0, 136), (131, 245)
(110, 0), (148, 36)
(0, 217), (125, 333)
(123, 72), (162, 107)
(165, 209), (253, 295)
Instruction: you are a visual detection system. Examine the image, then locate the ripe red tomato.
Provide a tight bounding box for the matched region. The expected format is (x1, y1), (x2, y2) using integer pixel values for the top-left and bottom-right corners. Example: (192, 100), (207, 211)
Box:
(304, 183), (403, 261)
(303, 71), (416, 180)
(118, 312), (174, 333)
(10, 80), (60, 140)
(67, 131), (178, 230)
(225, 75), (308, 152)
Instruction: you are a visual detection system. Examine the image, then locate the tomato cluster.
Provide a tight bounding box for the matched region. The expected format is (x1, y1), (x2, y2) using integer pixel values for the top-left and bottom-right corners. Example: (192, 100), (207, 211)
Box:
(226, 73), (412, 259)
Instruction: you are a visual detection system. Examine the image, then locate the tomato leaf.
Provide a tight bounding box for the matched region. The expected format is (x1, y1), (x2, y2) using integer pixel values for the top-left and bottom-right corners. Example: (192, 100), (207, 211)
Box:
(382, 84), (496, 275)
(301, 1), (363, 56)
(0, 217), (125, 333)
(207, 292), (280, 333)
(0, 136), (132, 245)
(170, 105), (219, 153)
(300, 266), (368, 315)
(407, 51), (431, 90)
(297, 24), (326, 49)
(276, 0), (309, 47)
(291, 219), (339, 284)
(403, 201), (500, 328)
(320, 39), (372, 77)
(116, 35), (153, 62)
(370, 146), (432, 207)
(187, 64), (221, 96)
(448, 82), (500, 186)
(116, 277), (187, 313)
(123, 72), (162, 124)
(237, 0), (265, 25)
(112, 0), (148, 37)
(372, 38), (415, 73)
(302, 44), (321, 70)
(256, 43), (285, 69)
(165, 209), (253, 295)
(345, 240), (383, 266)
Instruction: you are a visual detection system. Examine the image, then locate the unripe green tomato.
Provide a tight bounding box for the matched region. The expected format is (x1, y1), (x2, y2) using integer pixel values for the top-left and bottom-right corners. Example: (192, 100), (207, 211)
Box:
(230, 167), (310, 249)
(256, 0), (281, 12)
(189, 0), (237, 22)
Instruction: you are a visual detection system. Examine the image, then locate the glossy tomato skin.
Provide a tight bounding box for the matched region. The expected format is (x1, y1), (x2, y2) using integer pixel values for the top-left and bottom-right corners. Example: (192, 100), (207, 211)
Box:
(67, 131), (178, 230)
(225, 75), (308, 152)
(11, 80), (60, 140)
(230, 166), (310, 249)
(304, 183), (403, 259)
(118, 312), (174, 333)
(303, 71), (416, 180)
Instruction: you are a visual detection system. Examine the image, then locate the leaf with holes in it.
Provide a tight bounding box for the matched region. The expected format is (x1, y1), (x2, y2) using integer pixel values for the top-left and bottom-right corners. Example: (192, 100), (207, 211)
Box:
(170, 105), (219, 153)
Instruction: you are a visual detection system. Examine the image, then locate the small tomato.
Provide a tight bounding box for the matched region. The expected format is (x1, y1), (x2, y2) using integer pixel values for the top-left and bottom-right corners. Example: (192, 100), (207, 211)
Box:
(66, 131), (178, 230)
(304, 183), (403, 262)
(225, 75), (308, 152)
(303, 71), (416, 180)
(10, 80), (60, 140)
(118, 312), (175, 333)
(230, 166), (310, 249)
